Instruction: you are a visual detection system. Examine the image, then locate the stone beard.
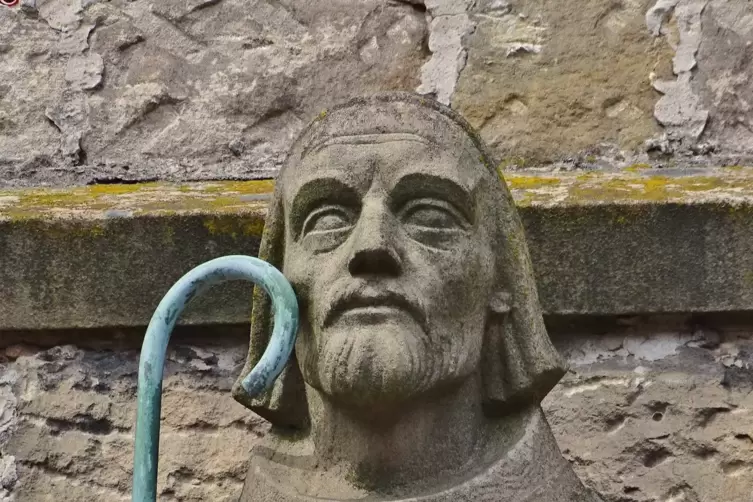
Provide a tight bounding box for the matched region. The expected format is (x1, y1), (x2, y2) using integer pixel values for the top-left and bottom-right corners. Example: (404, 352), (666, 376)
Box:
(232, 93), (604, 502)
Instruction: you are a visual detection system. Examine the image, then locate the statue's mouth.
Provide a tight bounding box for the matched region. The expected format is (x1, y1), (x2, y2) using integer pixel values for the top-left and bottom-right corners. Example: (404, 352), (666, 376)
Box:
(324, 289), (426, 331)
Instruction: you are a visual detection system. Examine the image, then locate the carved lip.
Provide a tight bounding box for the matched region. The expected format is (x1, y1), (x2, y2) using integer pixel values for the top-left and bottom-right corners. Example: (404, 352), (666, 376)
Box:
(325, 290), (426, 329)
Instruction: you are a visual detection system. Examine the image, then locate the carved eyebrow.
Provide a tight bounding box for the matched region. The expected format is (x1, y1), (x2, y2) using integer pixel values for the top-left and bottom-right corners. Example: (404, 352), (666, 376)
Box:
(304, 133), (433, 157)
(390, 173), (476, 223)
(288, 177), (360, 236)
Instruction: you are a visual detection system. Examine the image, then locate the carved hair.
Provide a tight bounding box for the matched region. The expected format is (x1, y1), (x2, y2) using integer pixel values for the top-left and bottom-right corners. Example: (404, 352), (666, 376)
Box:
(232, 92), (567, 428)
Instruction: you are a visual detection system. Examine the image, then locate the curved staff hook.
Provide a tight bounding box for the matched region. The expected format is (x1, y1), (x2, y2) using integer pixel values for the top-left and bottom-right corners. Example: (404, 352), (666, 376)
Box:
(132, 255), (299, 502)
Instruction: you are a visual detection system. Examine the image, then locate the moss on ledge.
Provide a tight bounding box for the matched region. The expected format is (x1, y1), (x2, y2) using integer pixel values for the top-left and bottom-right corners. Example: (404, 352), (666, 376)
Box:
(0, 180), (274, 223)
(3, 170), (753, 331)
(2, 168), (753, 225)
(503, 168), (753, 207)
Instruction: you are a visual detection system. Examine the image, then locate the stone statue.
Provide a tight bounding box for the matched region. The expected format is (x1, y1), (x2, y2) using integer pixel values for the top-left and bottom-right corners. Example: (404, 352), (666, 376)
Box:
(232, 93), (603, 502)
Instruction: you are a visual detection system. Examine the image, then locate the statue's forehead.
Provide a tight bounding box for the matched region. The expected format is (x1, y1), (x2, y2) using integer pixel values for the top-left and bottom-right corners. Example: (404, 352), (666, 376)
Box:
(281, 133), (485, 198)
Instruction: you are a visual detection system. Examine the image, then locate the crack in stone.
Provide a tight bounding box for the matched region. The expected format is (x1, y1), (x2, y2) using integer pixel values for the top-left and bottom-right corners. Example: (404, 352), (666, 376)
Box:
(392, 0), (427, 14)
(179, 0), (225, 21)
(149, 9), (208, 48)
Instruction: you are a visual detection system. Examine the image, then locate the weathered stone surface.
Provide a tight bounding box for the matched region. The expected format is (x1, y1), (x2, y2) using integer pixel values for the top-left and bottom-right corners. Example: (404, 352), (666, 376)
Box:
(0, 181), (271, 331)
(694, 0), (753, 157)
(416, 0), (474, 103)
(2, 170), (753, 331)
(4, 1), (753, 184)
(1, 319), (752, 501)
(545, 319), (753, 502)
(0, 0), (427, 187)
(2, 3), (753, 497)
(0, 335), (266, 501)
(64, 53), (104, 91)
(453, 0), (672, 164)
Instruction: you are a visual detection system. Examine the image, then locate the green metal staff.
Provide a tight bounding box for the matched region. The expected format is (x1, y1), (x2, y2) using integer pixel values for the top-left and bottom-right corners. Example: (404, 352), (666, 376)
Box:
(132, 255), (299, 502)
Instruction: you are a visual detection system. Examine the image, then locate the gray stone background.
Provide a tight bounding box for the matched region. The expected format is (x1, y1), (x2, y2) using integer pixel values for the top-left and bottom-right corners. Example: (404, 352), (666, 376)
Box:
(2, 0), (753, 188)
(3, 320), (753, 502)
(2, 1), (753, 501)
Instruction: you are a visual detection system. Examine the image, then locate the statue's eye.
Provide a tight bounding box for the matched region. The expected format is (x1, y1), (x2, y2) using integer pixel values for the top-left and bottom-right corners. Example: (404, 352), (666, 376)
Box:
(399, 199), (468, 250)
(301, 206), (353, 236)
(401, 200), (465, 230)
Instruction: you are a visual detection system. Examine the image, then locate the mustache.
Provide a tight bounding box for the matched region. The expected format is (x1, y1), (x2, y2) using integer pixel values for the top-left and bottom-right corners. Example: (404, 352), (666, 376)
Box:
(322, 284), (427, 331)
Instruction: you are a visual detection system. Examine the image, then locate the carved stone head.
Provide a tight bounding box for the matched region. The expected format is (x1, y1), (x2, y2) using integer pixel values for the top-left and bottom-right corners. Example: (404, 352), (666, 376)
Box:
(232, 92), (566, 428)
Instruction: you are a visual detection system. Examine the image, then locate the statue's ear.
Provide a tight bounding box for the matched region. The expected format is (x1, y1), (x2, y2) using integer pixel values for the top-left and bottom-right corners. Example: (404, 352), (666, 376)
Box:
(231, 183), (310, 429)
(480, 176), (567, 417)
(481, 289), (566, 418)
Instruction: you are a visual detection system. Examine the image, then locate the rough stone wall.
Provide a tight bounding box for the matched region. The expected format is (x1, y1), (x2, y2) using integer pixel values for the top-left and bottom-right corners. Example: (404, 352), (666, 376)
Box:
(0, 336), (265, 502)
(548, 321), (753, 502)
(1, 321), (752, 502)
(2, 2), (753, 501)
(3, 0), (753, 187)
(0, 0), (428, 186)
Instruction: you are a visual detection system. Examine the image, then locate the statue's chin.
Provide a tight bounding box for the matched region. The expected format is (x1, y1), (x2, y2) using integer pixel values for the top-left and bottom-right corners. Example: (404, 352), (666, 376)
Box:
(310, 324), (431, 409)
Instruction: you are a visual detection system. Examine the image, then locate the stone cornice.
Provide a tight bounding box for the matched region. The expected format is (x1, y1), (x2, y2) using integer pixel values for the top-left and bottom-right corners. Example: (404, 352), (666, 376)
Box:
(2, 168), (752, 330)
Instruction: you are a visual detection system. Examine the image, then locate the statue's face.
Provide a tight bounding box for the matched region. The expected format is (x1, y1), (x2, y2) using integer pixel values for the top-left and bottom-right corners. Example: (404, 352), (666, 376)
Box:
(281, 134), (499, 408)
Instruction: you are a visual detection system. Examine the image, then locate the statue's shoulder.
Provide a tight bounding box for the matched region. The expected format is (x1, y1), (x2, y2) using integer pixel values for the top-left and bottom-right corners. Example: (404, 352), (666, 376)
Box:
(467, 407), (603, 502)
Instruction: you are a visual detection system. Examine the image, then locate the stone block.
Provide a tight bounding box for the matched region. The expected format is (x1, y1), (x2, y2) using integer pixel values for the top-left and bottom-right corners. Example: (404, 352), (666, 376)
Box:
(2, 170), (753, 331)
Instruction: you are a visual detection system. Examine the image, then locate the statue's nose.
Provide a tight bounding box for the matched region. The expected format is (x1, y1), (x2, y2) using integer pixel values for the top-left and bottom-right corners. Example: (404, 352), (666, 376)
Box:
(347, 202), (402, 278)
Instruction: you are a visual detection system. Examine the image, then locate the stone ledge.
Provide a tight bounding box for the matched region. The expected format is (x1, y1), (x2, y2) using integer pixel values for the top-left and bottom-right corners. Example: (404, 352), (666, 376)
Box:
(2, 169), (753, 331)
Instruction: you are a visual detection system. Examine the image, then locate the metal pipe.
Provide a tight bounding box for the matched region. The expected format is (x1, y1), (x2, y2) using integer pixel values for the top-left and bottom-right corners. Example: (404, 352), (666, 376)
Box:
(132, 255), (299, 502)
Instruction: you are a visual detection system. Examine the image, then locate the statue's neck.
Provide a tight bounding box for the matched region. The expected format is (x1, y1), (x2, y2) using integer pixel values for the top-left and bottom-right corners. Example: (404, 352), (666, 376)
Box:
(305, 374), (491, 489)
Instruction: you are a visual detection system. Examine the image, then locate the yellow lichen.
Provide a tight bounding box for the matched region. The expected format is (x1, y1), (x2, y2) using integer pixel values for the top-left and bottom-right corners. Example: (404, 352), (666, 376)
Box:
(671, 176), (725, 192)
(498, 156), (529, 169)
(203, 215), (266, 239)
(744, 271), (753, 286)
(503, 175), (561, 190)
(199, 180), (274, 194)
(0, 180), (276, 221)
(568, 177), (669, 203)
(87, 183), (157, 195)
(3, 174), (753, 224)
(575, 172), (598, 181)
(623, 163), (651, 173)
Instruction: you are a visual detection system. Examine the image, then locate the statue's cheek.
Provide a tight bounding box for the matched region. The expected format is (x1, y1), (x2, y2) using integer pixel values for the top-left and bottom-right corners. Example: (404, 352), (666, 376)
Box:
(301, 226), (352, 253)
(285, 233), (340, 275)
(401, 227), (464, 251)
(422, 252), (494, 309)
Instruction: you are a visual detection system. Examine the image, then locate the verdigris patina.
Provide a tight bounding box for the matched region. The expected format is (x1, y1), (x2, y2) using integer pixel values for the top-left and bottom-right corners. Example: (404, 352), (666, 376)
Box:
(232, 93), (603, 501)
